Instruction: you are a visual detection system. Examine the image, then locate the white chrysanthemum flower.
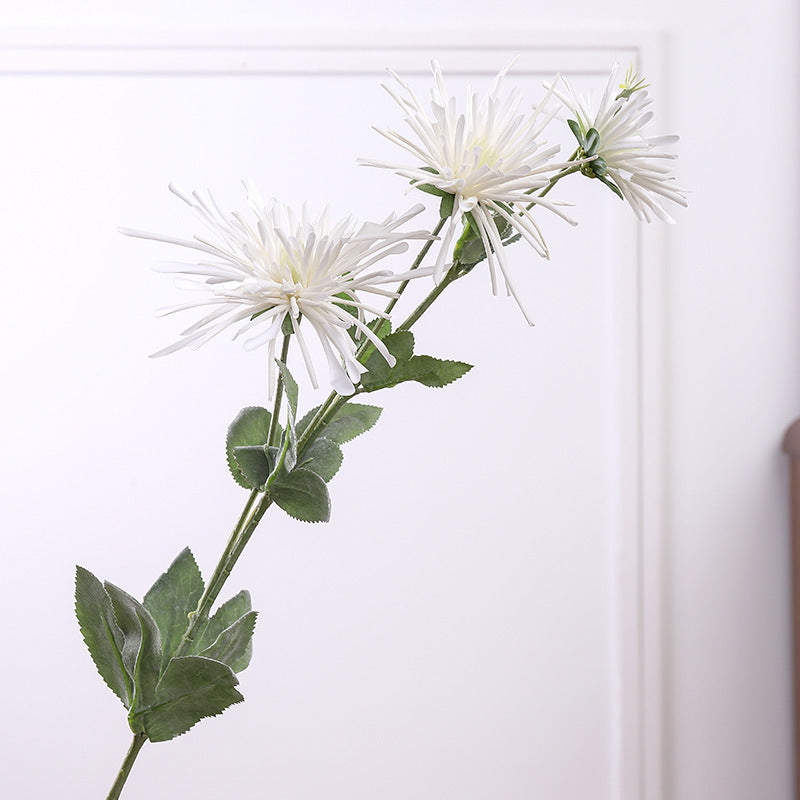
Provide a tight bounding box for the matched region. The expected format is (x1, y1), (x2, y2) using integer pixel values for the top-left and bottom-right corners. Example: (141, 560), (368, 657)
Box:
(547, 65), (687, 223)
(121, 183), (432, 396)
(360, 59), (576, 325)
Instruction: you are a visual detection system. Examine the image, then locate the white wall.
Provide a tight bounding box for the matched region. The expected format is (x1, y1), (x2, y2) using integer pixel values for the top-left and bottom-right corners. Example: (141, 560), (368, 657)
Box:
(0, 2), (797, 799)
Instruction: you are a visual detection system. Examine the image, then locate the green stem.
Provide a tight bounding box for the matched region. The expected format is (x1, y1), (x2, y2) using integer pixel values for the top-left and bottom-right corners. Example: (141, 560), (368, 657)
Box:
(173, 488), (262, 658)
(396, 265), (460, 332)
(267, 333), (293, 445)
(381, 216), (446, 320)
(174, 332), (292, 659)
(105, 733), (147, 800)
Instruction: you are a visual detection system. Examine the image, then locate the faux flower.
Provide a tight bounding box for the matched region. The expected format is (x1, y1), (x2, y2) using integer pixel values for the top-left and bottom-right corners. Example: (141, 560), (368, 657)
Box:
(121, 184), (432, 396)
(547, 65), (687, 222)
(360, 60), (576, 325)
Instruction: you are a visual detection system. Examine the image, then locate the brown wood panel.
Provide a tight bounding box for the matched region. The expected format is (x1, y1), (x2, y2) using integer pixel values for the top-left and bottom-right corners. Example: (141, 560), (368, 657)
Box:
(782, 419), (800, 799)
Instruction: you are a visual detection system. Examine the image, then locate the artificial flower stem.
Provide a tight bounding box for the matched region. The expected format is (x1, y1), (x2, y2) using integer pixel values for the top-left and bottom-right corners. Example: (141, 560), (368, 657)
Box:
(267, 333), (293, 446)
(174, 334), (292, 658)
(105, 732), (147, 800)
(104, 486), (263, 800)
(173, 487), (263, 659)
(381, 216), (446, 318)
(168, 333), (292, 669)
(396, 265), (460, 332)
(215, 493), (275, 590)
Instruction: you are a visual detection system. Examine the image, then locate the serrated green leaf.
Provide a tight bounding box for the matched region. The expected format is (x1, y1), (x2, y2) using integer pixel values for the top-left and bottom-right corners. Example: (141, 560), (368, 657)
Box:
(320, 403), (382, 445)
(131, 656), (243, 743)
(403, 355), (473, 388)
(104, 582), (162, 715)
(143, 548), (205, 674)
(192, 590), (253, 654)
(199, 611), (258, 673)
(232, 445), (271, 488)
(298, 437), (343, 482)
(296, 404), (321, 439)
(357, 318), (392, 363)
(361, 330), (414, 390)
(226, 407), (277, 488)
(75, 566), (132, 708)
(272, 468), (331, 523)
(360, 329), (473, 393)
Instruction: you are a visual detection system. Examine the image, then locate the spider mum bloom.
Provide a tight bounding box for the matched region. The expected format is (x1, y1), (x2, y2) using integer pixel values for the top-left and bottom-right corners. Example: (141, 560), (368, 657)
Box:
(121, 183), (432, 396)
(547, 65), (687, 222)
(360, 59), (576, 325)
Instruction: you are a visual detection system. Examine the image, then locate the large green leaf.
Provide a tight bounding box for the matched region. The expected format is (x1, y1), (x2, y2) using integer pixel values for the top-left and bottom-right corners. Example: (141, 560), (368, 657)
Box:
(232, 445), (272, 488)
(226, 407), (278, 488)
(320, 403), (382, 445)
(131, 656), (243, 743)
(271, 468), (331, 523)
(360, 331), (472, 392)
(198, 611), (258, 673)
(75, 567), (132, 708)
(104, 582), (162, 717)
(295, 405), (321, 439)
(298, 437), (343, 483)
(143, 548), (204, 674)
(191, 590), (252, 654)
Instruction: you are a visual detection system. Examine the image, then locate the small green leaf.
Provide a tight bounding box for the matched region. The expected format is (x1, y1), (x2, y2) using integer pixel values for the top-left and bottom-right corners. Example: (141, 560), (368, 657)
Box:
(199, 611), (258, 673)
(412, 168), (447, 197)
(104, 582), (162, 714)
(226, 407), (276, 488)
(439, 192), (455, 219)
(143, 548), (205, 674)
(568, 118), (584, 145)
(232, 445), (271, 488)
(272, 468), (331, 523)
(598, 173), (624, 200)
(583, 127), (600, 156)
(132, 656), (243, 743)
(75, 566), (132, 708)
(192, 590), (253, 654)
(413, 182), (447, 197)
(320, 403), (382, 445)
(282, 421), (298, 474)
(298, 437), (343, 482)
(453, 215), (488, 266)
(276, 360), (299, 420)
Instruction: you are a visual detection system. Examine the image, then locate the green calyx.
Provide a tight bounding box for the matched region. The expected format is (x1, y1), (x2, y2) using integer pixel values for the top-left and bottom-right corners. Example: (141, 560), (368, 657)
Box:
(567, 120), (624, 200)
